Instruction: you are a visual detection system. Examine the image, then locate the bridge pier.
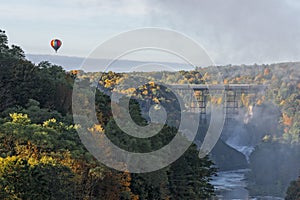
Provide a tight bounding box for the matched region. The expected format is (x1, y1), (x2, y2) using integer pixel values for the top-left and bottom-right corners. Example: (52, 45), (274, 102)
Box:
(171, 84), (265, 123)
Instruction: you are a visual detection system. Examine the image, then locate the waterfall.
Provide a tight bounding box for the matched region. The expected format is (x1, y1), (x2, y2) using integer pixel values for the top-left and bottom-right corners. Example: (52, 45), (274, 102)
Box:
(225, 140), (255, 163)
(244, 105), (254, 124)
(224, 104), (256, 162)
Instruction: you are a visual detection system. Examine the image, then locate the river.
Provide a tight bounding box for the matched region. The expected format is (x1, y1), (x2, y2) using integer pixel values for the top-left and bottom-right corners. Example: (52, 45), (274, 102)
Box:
(210, 168), (284, 200)
(210, 169), (249, 199)
(208, 106), (288, 199)
(211, 141), (284, 199)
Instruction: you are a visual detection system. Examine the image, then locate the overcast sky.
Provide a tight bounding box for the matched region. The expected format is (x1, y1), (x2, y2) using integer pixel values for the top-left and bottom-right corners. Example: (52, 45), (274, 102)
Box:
(1, 0), (300, 65)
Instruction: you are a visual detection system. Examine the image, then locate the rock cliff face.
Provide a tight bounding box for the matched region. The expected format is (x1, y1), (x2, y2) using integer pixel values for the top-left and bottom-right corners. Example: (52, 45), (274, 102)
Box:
(248, 143), (300, 197)
(195, 122), (249, 171)
(210, 139), (249, 171)
(209, 103), (281, 171)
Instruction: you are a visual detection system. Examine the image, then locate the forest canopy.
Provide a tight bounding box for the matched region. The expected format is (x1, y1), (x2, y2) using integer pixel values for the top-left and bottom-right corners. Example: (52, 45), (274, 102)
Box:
(0, 29), (217, 199)
(0, 29), (300, 199)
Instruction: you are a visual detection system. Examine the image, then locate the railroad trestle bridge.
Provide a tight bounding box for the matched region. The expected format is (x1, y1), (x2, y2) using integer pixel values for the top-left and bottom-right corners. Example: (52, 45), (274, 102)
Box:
(170, 84), (266, 120)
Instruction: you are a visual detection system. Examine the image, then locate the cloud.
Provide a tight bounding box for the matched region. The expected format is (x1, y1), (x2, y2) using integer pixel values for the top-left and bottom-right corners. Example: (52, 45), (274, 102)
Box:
(0, 0), (149, 22)
(0, 0), (151, 57)
(68, 0), (150, 15)
(2, 0), (300, 65)
(143, 0), (300, 64)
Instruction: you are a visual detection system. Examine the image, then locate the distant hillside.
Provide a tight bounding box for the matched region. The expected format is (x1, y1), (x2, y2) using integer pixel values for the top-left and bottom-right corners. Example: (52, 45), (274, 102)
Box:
(26, 54), (192, 72)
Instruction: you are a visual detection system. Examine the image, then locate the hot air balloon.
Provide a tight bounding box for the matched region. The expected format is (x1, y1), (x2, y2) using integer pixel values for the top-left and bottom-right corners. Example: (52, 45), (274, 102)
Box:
(50, 39), (62, 52)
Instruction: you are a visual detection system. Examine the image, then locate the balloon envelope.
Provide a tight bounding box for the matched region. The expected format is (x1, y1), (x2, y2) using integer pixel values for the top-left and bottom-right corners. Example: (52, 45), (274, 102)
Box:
(50, 39), (62, 52)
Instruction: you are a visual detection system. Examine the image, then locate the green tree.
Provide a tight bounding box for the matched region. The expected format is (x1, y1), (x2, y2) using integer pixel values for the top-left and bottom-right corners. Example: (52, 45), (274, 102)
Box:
(168, 144), (216, 199)
(0, 156), (75, 200)
(286, 175), (300, 200)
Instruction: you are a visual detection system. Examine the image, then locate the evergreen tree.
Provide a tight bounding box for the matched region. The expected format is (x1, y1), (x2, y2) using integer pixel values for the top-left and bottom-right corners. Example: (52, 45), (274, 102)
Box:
(286, 175), (300, 200)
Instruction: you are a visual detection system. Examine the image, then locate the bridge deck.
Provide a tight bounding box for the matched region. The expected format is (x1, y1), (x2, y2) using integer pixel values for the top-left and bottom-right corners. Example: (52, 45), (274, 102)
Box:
(170, 84), (266, 91)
